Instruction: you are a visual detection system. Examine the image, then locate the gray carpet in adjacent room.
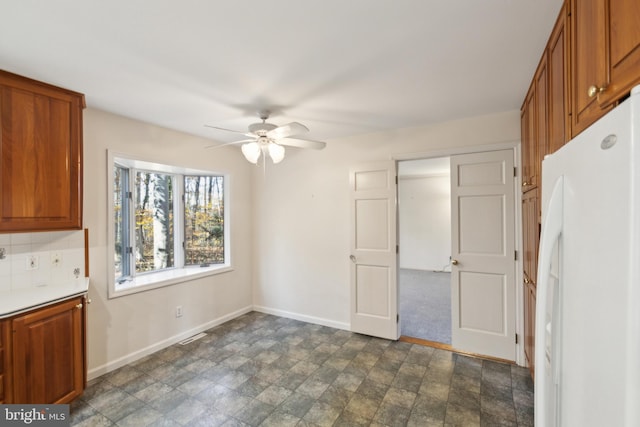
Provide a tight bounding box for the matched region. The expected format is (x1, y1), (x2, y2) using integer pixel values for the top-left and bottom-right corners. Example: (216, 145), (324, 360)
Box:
(399, 269), (451, 344)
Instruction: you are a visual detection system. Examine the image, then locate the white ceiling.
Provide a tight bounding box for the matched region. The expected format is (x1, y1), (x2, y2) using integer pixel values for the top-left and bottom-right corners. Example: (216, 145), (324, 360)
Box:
(0, 0), (562, 145)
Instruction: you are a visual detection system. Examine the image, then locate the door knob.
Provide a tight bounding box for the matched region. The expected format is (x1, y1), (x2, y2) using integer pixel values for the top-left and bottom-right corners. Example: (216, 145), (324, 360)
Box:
(587, 85), (606, 98)
(350, 255), (356, 263)
(451, 259), (459, 266)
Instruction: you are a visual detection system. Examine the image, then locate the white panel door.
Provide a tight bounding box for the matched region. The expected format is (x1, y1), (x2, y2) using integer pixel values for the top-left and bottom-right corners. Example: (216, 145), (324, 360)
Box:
(450, 150), (516, 360)
(349, 161), (398, 340)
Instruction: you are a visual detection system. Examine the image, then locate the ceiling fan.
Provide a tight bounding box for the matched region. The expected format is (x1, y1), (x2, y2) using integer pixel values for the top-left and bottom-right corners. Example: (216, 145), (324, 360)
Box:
(205, 111), (326, 164)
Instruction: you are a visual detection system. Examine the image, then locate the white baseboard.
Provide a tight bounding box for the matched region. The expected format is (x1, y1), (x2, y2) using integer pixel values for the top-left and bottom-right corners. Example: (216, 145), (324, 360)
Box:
(87, 305), (253, 380)
(253, 305), (350, 332)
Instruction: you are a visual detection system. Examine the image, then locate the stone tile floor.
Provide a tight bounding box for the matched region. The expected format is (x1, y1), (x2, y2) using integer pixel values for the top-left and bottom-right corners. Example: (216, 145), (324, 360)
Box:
(71, 311), (534, 426)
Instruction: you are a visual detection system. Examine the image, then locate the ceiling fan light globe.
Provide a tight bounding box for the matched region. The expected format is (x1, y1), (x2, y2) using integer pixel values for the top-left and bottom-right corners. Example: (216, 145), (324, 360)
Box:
(268, 143), (285, 164)
(241, 142), (261, 164)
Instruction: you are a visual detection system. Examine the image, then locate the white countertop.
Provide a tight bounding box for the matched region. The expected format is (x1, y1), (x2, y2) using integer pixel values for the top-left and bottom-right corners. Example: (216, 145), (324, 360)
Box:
(0, 278), (90, 319)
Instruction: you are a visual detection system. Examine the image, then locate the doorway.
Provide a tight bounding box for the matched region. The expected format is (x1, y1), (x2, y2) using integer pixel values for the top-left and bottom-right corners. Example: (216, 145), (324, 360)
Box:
(398, 157), (452, 344)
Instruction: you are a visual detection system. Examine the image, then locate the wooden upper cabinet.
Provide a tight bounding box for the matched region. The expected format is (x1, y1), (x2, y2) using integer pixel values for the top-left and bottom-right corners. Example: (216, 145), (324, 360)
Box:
(571, 0), (640, 137)
(534, 55), (548, 179)
(548, 2), (571, 153)
(521, 87), (537, 192)
(0, 70), (84, 232)
(571, 0), (612, 136)
(521, 56), (547, 193)
(601, 0), (640, 106)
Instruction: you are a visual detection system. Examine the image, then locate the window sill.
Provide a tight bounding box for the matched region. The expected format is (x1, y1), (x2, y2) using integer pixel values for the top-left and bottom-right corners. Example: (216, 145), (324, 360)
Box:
(109, 264), (233, 298)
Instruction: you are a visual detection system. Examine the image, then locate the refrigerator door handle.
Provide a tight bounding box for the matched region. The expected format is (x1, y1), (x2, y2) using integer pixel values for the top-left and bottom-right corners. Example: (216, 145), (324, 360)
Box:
(535, 176), (564, 427)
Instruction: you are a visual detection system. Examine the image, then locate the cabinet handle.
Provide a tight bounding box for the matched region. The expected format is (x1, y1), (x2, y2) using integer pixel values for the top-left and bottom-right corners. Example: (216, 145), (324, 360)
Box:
(522, 181), (529, 187)
(451, 259), (459, 266)
(587, 85), (606, 98)
(76, 303), (83, 309)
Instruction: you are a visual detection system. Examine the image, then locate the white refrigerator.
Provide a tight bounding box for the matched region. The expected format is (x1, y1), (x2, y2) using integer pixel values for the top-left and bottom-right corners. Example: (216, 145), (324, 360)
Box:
(536, 85), (640, 427)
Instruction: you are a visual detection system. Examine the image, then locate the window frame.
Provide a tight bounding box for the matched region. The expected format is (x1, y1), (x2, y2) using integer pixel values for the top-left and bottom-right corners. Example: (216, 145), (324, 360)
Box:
(107, 151), (232, 298)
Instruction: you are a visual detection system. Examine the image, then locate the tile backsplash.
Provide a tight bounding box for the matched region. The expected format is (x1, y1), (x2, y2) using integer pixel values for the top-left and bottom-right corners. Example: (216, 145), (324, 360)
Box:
(0, 230), (86, 292)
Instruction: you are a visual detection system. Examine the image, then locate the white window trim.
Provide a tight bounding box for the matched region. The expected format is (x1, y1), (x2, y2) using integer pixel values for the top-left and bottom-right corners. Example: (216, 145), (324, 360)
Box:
(107, 150), (232, 299)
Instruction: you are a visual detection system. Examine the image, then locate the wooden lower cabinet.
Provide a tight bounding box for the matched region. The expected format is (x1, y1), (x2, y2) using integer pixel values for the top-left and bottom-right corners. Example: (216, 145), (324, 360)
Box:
(522, 190), (540, 286)
(3, 296), (86, 404)
(522, 190), (539, 378)
(524, 283), (536, 378)
(0, 320), (8, 404)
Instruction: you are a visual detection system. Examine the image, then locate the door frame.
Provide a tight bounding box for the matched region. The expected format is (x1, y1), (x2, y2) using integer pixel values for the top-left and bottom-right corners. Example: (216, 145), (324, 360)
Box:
(394, 141), (525, 366)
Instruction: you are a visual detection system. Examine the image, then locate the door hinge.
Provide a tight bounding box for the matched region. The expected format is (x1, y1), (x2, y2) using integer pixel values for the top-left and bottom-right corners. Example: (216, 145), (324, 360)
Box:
(515, 333), (519, 344)
(396, 245), (399, 254)
(396, 314), (399, 323)
(126, 191), (133, 200)
(515, 250), (518, 261)
(395, 176), (398, 185)
(514, 167), (517, 177)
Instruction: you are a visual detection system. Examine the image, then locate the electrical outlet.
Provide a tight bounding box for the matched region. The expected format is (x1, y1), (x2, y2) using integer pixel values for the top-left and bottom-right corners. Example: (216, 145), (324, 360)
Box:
(176, 306), (183, 318)
(51, 252), (62, 267)
(26, 255), (39, 270)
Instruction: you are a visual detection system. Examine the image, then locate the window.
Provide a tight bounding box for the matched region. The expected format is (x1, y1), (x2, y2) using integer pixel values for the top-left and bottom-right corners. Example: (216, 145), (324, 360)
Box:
(184, 176), (225, 266)
(109, 152), (230, 297)
(133, 170), (175, 274)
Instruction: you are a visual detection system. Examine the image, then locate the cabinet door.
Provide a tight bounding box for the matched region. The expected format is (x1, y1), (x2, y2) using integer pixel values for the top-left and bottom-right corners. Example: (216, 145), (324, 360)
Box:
(522, 191), (539, 377)
(600, 0), (640, 106)
(0, 71), (84, 232)
(11, 297), (85, 404)
(524, 283), (536, 377)
(571, 0), (613, 136)
(522, 190), (539, 287)
(534, 55), (548, 179)
(0, 320), (9, 404)
(521, 88), (537, 192)
(548, 2), (571, 153)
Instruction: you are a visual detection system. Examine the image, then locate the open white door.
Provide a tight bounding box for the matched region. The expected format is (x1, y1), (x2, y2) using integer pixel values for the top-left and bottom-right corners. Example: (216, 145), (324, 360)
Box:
(450, 150), (516, 360)
(349, 161), (398, 340)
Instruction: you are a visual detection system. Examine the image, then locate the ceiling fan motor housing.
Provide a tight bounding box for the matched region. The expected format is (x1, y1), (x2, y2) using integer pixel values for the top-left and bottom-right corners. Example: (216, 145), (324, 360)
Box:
(249, 122), (277, 136)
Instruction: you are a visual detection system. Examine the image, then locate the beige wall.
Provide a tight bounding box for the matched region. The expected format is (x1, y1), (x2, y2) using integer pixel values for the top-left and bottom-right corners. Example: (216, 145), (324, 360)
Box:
(80, 107), (520, 376)
(398, 175), (451, 271)
(252, 110), (521, 328)
(83, 108), (254, 378)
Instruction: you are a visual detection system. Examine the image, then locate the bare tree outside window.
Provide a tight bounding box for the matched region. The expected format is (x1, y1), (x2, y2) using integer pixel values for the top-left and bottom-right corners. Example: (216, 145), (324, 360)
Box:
(184, 175), (224, 266)
(135, 171), (174, 273)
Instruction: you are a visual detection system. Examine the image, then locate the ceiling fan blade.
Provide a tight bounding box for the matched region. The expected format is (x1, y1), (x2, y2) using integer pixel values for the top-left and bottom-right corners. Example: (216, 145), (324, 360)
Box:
(266, 122), (309, 140)
(204, 124), (255, 138)
(205, 139), (255, 149)
(277, 137), (326, 150)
